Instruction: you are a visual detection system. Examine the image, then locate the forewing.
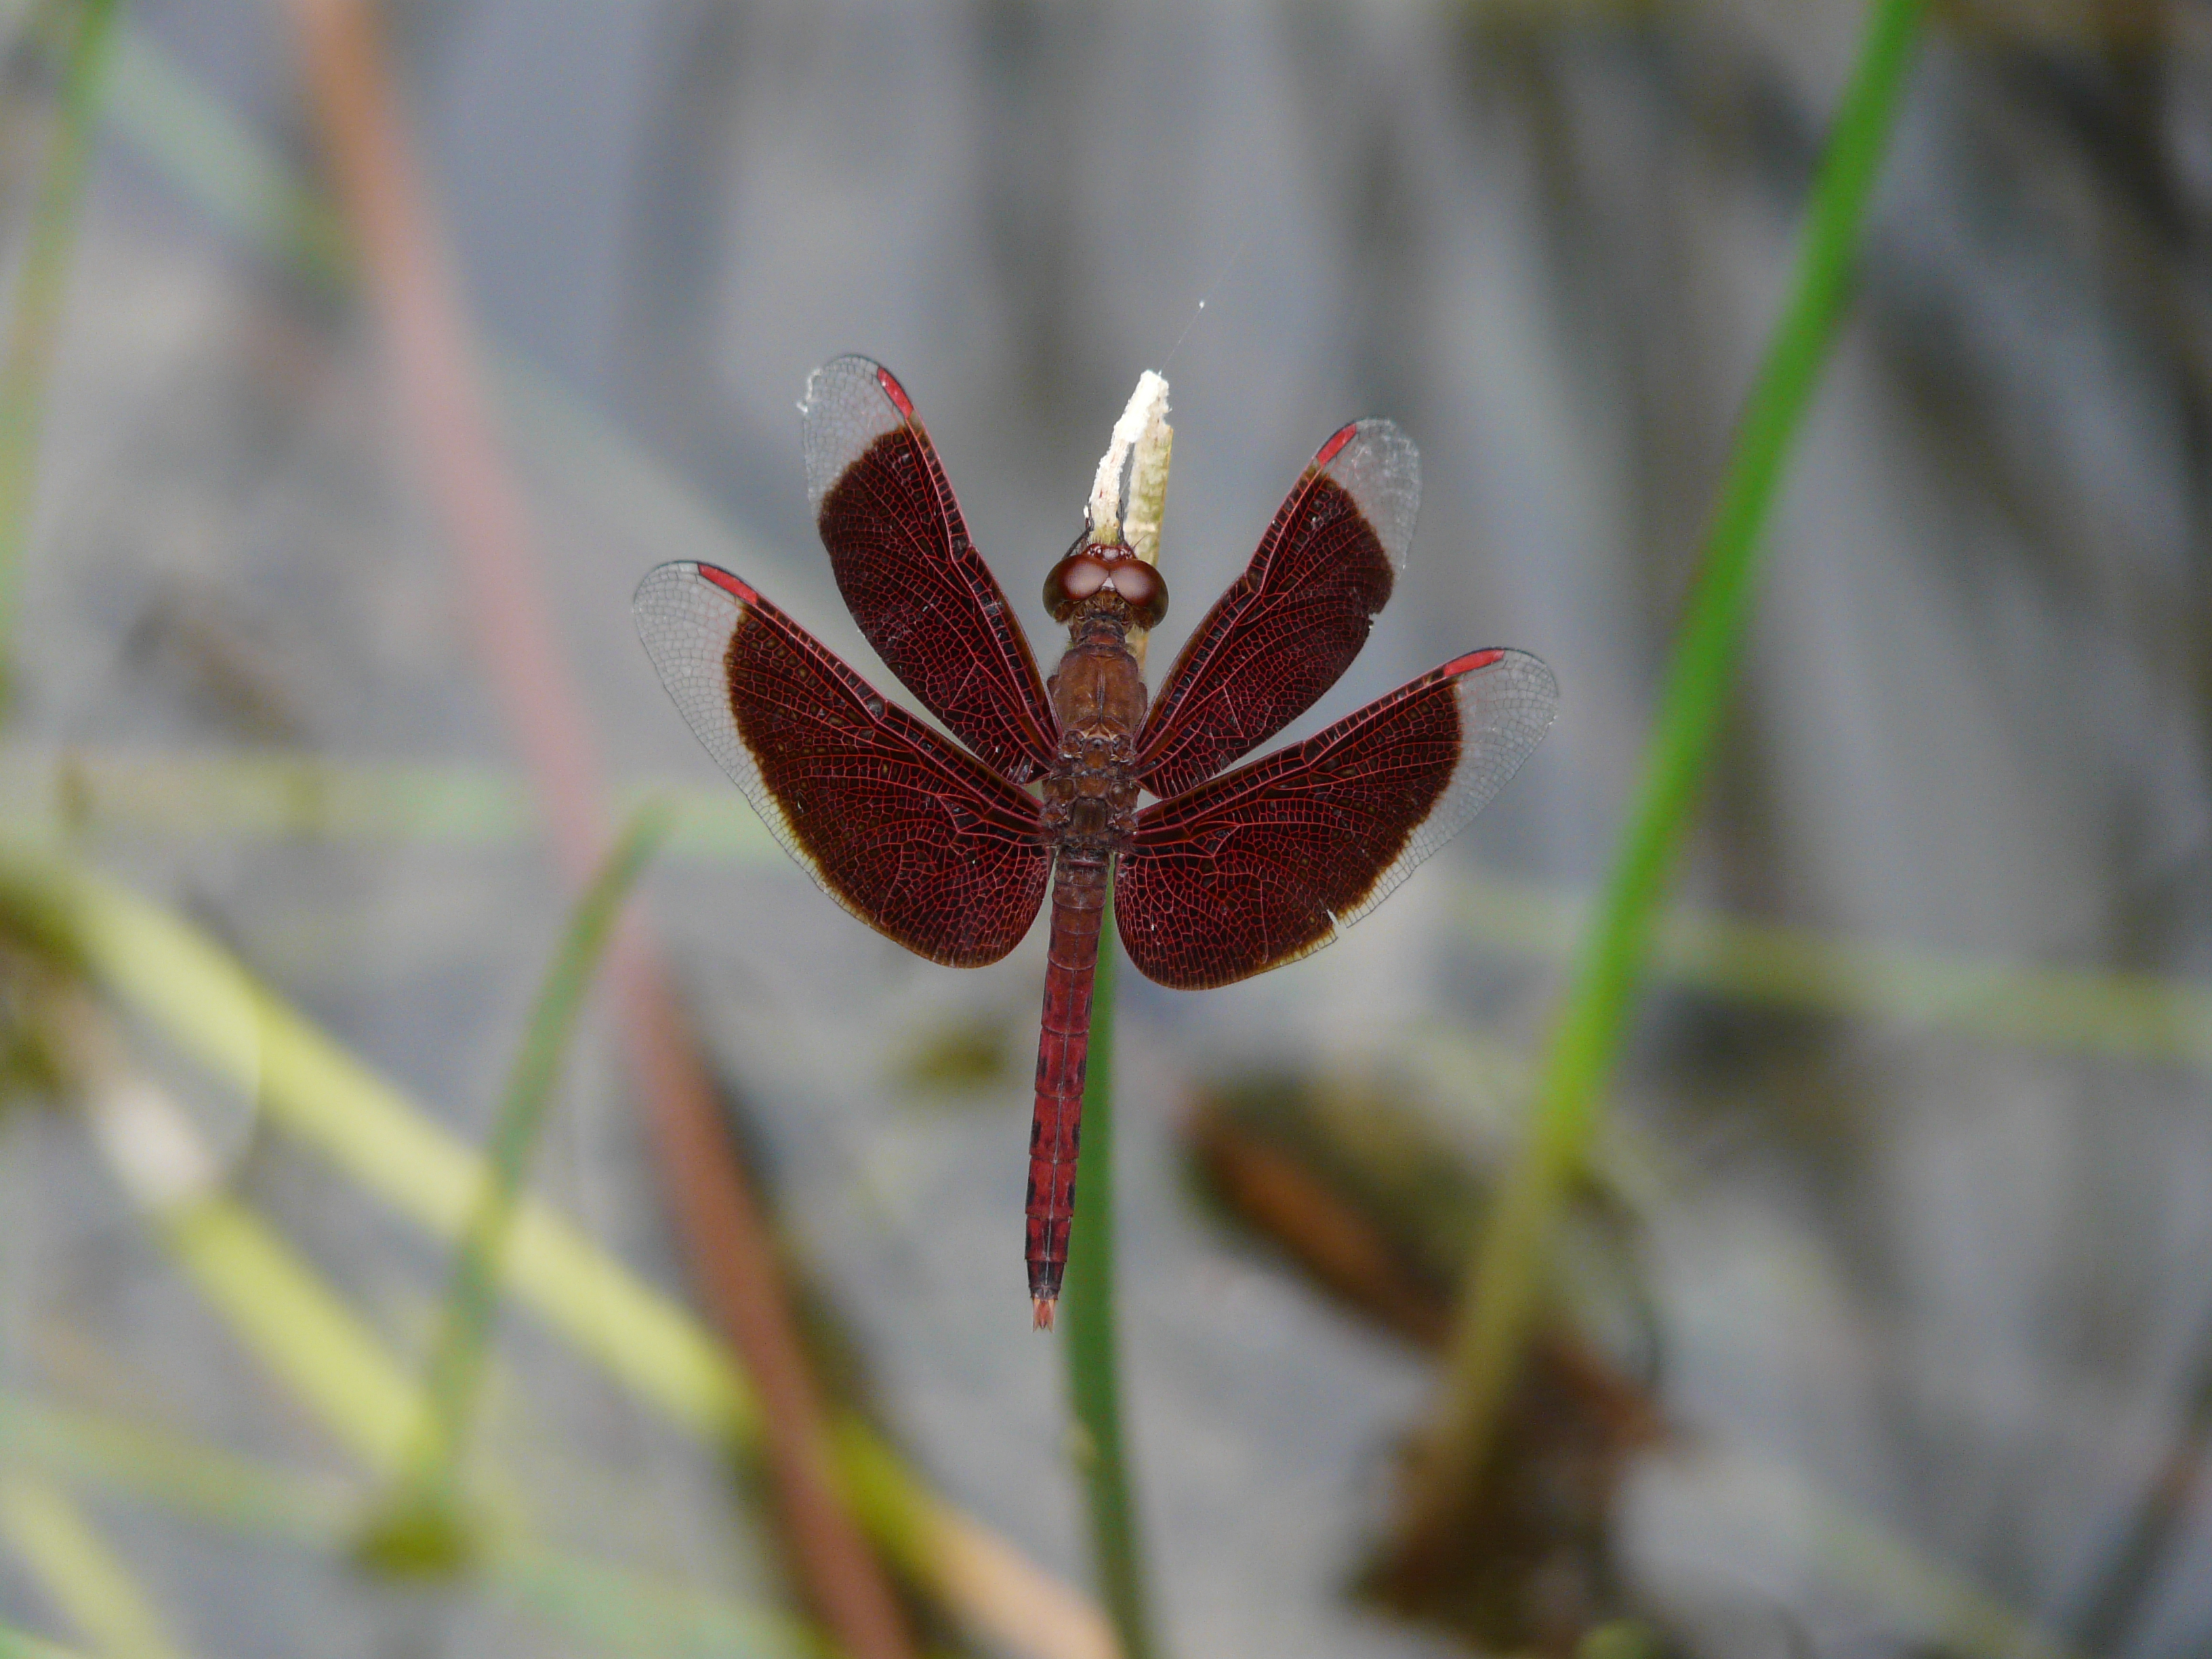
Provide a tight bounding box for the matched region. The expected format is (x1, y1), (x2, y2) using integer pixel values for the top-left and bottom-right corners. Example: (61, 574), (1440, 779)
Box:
(1134, 419), (1420, 798)
(800, 355), (1059, 781)
(634, 561), (1050, 966)
(1117, 649), (1557, 989)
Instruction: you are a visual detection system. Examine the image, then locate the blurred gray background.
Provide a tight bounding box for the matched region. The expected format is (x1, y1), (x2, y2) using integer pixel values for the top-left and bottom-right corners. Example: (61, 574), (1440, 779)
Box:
(4, 1), (2211, 1656)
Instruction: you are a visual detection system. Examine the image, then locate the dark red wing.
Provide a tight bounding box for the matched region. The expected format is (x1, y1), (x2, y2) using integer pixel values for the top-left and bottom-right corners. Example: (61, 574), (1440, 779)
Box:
(1116, 648), (1557, 989)
(800, 356), (1059, 783)
(634, 561), (1050, 966)
(1134, 419), (1420, 799)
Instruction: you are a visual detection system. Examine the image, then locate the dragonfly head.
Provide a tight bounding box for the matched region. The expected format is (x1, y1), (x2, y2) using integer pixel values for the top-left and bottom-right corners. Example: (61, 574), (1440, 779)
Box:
(1044, 542), (1168, 630)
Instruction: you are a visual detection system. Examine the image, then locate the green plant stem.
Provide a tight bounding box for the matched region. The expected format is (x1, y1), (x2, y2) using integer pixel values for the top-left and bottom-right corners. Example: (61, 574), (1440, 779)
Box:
(103, 25), (351, 289)
(0, 831), (1115, 1659)
(0, 1474), (183, 1659)
(87, 11), (2179, 1130)
(0, 1623), (95, 1659)
(9, 742), (2212, 1073)
(1410, 0), (1925, 1530)
(0, 1393), (354, 1545)
(159, 1194), (424, 1473)
(366, 806), (667, 1566)
(0, 1394), (828, 1659)
(0, 0), (125, 708)
(1061, 890), (1155, 1659)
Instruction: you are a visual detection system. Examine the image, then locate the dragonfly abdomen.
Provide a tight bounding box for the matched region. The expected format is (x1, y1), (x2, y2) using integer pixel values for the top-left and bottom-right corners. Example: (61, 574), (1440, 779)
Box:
(1025, 853), (1108, 1327)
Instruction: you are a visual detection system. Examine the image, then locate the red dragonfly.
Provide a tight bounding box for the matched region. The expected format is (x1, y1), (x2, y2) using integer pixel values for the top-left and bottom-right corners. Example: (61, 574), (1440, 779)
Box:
(635, 356), (1557, 1327)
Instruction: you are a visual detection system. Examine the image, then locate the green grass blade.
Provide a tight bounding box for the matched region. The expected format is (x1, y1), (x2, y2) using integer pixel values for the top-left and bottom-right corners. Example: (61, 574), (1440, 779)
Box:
(0, 829), (760, 1446)
(0, 1395), (826, 1659)
(1411, 0), (1926, 1523)
(9, 742), (2212, 1074)
(0, 1474), (184, 1659)
(0, 1628), (94, 1659)
(0, 832), (1114, 1659)
(362, 805), (668, 1572)
(73, 1051), (834, 1648)
(102, 25), (350, 291)
(0, 1393), (354, 1546)
(159, 1196), (424, 1473)
(0, 1623), (96, 1659)
(0, 0), (125, 708)
(1061, 891), (1156, 1659)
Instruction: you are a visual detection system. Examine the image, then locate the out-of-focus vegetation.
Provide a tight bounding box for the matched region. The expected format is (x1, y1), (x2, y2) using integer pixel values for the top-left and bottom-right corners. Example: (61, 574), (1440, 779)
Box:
(3, 1), (2209, 1657)
(1406, 0), (1921, 1568)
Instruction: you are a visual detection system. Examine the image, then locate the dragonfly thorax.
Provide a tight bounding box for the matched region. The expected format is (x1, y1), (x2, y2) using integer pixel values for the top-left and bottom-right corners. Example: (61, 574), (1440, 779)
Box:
(1041, 611), (1146, 856)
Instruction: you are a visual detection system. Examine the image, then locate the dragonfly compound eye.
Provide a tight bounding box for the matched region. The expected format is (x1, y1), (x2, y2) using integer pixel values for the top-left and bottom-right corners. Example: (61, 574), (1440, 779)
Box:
(1044, 552), (1112, 621)
(1103, 558), (1167, 628)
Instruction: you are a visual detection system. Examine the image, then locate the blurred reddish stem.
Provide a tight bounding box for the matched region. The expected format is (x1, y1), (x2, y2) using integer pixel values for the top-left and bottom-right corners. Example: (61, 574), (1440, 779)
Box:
(279, 5), (918, 1658)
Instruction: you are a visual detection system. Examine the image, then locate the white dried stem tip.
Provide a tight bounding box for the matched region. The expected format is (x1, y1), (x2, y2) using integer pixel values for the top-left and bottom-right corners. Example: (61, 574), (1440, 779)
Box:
(89, 1076), (222, 1214)
(1087, 370), (1172, 565)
